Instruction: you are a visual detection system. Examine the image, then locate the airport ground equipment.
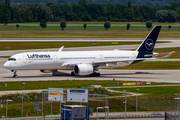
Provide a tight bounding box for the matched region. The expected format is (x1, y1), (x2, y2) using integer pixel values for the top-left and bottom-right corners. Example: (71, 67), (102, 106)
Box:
(61, 105), (90, 120)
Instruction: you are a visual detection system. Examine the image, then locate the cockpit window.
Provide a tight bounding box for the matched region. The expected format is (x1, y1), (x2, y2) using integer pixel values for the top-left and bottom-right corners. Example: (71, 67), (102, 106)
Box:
(8, 58), (16, 61)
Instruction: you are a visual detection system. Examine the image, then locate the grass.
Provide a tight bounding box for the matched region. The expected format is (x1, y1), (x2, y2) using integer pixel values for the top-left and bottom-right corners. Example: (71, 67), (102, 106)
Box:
(154, 47), (180, 58)
(0, 22), (180, 38)
(111, 86), (180, 96)
(0, 41), (168, 51)
(0, 80), (179, 117)
(0, 30), (180, 38)
(0, 80), (175, 91)
(0, 41), (140, 51)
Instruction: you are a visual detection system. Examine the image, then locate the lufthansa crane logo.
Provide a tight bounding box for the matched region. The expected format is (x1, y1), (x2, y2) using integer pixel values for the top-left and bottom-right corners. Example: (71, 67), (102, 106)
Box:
(145, 39), (154, 50)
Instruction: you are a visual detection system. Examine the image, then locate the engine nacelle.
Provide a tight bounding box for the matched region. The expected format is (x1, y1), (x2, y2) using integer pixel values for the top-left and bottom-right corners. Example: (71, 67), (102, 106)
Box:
(40, 69), (57, 73)
(74, 64), (93, 76)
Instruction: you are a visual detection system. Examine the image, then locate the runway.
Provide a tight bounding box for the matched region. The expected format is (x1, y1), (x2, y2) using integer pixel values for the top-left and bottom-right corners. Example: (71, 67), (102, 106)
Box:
(0, 38), (179, 83)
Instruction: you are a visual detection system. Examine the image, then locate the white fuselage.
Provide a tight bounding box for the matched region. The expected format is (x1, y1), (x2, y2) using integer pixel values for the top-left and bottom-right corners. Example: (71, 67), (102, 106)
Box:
(4, 50), (138, 70)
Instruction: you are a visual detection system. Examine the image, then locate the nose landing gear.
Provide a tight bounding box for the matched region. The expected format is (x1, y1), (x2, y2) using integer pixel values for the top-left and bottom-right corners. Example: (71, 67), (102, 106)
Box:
(12, 70), (18, 78)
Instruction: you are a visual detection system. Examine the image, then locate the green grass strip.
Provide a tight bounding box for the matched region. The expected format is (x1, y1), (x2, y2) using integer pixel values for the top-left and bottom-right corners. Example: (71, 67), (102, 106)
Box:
(111, 85), (180, 96)
(0, 41), (167, 51)
(0, 80), (176, 91)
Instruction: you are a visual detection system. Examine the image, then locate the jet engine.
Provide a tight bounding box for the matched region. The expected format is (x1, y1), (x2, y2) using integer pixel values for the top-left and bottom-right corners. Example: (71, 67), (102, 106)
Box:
(73, 64), (93, 76)
(40, 69), (57, 73)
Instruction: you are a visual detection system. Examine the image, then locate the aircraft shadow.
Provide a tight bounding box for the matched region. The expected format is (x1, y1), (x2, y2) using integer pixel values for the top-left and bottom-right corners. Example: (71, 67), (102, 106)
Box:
(3, 71), (166, 79)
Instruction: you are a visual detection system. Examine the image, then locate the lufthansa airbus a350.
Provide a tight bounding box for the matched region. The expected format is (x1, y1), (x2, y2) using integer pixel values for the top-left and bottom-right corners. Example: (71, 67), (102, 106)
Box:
(4, 26), (167, 78)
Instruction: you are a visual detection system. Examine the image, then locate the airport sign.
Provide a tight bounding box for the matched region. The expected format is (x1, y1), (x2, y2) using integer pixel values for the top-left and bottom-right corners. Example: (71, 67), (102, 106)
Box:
(67, 88), (88, 103)
(1, 115), (5, 119)
(48, 88), (63, 101)
(34, 101), (39, 110)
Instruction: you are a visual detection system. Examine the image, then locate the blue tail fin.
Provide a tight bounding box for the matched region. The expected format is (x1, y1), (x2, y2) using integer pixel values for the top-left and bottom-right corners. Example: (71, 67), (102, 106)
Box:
(136, 26), (161, 52)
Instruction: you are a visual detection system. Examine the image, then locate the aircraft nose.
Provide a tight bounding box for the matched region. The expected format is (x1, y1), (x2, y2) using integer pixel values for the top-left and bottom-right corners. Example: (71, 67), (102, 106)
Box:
(3, 62), (11, 69)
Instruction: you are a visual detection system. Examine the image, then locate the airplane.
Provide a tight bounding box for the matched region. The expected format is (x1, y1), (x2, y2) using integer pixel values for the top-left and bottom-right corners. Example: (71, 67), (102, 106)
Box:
(4, 26), (168, 78)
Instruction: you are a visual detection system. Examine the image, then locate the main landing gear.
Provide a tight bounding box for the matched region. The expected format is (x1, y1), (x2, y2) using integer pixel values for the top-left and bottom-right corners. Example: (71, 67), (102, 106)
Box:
(71, 71), (75, 76)
(70, 71), (100, 77)
(89, 72), (100, 77)
(12, 70), (18, 78)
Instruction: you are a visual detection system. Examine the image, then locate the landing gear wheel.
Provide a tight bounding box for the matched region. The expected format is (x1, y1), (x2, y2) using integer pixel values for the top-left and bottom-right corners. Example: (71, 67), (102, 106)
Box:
(13, 75), (18, 78)
(89, 72), (100, 77)
(71, 71), (75, 76)
(97, 73), (100, 77)
(13, 70), (18, 78)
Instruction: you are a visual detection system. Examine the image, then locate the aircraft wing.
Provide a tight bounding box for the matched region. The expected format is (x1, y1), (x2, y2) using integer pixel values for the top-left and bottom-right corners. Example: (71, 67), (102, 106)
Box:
(93, 58), (156, 64)
(61, 58), (156, 67)
(61, 62), (91, 67)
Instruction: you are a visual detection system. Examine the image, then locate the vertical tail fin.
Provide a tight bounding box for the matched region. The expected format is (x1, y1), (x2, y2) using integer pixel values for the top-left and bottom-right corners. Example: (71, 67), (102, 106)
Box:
(136, 26), (161, 52)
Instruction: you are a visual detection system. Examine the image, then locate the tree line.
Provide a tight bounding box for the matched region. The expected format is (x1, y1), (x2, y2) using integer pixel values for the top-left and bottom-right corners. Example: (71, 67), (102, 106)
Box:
(1, 0), (180, 25)
(6, 0), (180, 7)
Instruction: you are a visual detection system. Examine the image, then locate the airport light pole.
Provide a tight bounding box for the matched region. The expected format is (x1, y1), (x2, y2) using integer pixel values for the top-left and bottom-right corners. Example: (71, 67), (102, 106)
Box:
(136, 89), (139, 112)
(21, 83), (26, 117)
(174, 98), (180, 120)
(104, 106), (109, 120)
(6, 99), (13, 120)
(48, 97), (52, 120)
(123, 90), (127, 120)
(60, 100), (65, 120)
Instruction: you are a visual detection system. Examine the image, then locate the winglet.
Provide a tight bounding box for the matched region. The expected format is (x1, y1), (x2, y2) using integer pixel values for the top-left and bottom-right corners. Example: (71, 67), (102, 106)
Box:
(58, 46), (64, 52)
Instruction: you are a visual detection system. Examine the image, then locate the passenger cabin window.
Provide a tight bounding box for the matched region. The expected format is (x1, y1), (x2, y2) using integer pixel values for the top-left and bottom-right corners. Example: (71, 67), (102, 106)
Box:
(8, 58), (16, 61)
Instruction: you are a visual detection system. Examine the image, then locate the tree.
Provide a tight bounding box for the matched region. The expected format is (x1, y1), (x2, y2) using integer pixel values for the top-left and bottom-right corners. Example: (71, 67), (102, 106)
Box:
(81, 12), (92, 21)
(167, 10), (179, 23)
(60, 21), (66, 30)
(146, 21), (152, 30)
(155, 10), (179, 23)
(176, 7), (180, 20)
(78, 0), (88, 13)
(155, 10), (168, 22)
(1, 3), (10, 26)
(40, 20), (47, 30)
(128, 1), (131, 8)
(5, 0), (10, 7)
(83, 24), (87, 30)
(16, 24), (19, 30)
(127, 23), (130, 30)
(123, 8), (133, 21)
(104, 21), (111, 30)
(168, 25), (172, 30)
(36, 5), (54, 22)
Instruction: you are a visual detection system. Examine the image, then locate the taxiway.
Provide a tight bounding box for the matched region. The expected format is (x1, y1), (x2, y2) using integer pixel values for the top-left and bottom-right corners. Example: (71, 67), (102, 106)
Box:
(0, 38), (179, 83)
